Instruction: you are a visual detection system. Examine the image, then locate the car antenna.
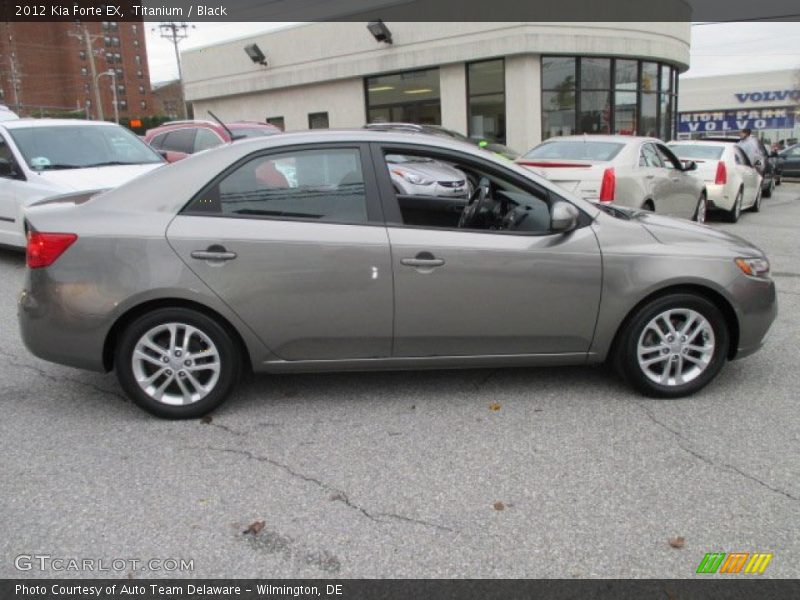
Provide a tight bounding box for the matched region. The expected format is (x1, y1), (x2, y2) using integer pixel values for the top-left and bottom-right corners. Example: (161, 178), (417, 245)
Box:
(207, 110), (236, 141)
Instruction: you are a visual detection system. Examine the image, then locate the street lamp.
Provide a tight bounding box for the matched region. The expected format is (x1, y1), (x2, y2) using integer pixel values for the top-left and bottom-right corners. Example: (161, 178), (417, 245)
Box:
(96, 69), (119, 123)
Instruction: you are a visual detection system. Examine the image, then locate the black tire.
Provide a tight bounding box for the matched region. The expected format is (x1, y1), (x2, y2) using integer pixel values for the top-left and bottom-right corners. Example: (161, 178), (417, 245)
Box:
(693, 194), (707, 223)
(725, 189), (742, 223)
(614, 293), (729, 398)
(762, 177), (774, 198)
(642, 200), (655, 212)
(115, 307), (240, 419)
(750, 187), (762, 213)
(775, 175), (781, 186)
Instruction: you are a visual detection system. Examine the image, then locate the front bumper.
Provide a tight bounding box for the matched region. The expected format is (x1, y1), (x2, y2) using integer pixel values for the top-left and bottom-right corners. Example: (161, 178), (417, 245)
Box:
(725, 273), (777, 360)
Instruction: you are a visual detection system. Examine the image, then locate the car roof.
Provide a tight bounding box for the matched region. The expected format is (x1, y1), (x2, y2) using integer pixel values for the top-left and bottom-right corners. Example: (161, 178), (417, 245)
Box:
(668, 140), (730, 146)
(0, 118), (121, 129)
(537, 135), (658, 144)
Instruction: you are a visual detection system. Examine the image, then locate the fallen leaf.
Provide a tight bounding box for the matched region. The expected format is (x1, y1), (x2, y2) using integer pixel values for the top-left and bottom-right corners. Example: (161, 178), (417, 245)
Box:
(243, 520), (265, 535)
(489, 403), (501, 412)
(493, 501), (505, 511)
(329, 492), (348, 503)
(200, 415), (213, 424)
(668, 536), (685, 549)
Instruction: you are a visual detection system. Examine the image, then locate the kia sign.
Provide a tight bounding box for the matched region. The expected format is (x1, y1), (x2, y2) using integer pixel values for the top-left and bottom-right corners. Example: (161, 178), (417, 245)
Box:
(735, 90), (800, 103)
(678, 107), (796, 134)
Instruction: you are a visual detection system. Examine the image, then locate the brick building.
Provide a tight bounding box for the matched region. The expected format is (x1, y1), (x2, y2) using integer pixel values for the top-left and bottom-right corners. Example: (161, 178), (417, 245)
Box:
(152, 79), (184, 120)
(0, 21), (157, 121)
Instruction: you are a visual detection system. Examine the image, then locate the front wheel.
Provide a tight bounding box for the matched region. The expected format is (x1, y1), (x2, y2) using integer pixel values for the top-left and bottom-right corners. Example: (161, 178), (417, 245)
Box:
(693, 194), (707, 223)
(614, 294), (729, 398)
(115, 308), (240, 418)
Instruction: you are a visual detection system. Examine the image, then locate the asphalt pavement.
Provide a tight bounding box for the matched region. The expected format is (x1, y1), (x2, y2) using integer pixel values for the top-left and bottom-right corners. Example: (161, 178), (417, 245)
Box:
(1, 184), (798, 579)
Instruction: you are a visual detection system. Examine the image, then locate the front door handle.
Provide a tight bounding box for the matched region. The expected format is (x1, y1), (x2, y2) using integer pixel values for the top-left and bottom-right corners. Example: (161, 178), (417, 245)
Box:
(190, 245), (237, 262)
(401, 251), (445, 268)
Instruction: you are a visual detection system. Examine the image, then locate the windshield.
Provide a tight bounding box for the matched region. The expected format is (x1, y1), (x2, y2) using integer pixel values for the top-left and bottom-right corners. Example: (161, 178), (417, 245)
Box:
(9, 124), (163, 170)
(524, 141), (625, 161)
(668, 145), (724, 160)
(231, 127), (280, 139)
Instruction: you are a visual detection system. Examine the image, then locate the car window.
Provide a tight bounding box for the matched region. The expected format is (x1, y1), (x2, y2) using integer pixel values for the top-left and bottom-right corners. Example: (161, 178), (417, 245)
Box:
(524, 141), (624, 161)
(734, 147), (751, 166)
(185, 148), (368, 224)
(640, 144), (663, 168)
(194, 128), (224, 152)
(161, 128), (196, 154)
(787, 146), (800, 157)
(380, 148), (553, 234)
(149, 132), (168, 150)
(0, 133), (23, 178)
(8, 124), (163, 169)
(655, 144), (679, 170)
(668, 145), (724, 161)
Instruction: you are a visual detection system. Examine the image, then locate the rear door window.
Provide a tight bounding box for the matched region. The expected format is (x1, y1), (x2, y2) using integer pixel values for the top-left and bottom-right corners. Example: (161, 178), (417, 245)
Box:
(194, 128), (224, 152)
(161, 128), (196, 154)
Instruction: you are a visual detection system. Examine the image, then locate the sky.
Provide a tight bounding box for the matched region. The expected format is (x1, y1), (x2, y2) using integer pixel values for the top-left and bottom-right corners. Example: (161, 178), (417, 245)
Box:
(144, 22), (800, 85)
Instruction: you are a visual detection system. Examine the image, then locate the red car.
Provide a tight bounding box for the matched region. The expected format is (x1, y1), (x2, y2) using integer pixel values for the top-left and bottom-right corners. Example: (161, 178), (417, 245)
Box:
(144, 120), (281, 162)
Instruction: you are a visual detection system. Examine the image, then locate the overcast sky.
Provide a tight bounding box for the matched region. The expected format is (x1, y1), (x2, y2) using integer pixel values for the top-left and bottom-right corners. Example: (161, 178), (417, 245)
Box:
(144, 22), (800, 85)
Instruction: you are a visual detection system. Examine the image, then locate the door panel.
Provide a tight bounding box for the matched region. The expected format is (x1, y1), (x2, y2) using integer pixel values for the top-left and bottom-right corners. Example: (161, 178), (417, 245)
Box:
(389, 226), (602, 357)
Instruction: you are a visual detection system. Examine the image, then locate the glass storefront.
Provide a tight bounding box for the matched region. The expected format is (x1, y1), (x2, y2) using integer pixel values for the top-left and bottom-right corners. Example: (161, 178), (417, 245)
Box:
(542, 56), (677, 141)
(467, 59), (506, 144)
(365, 68), (441, 125)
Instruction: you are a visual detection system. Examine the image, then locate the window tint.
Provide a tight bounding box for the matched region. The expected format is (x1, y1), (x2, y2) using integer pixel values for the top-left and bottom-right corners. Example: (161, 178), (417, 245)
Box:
(186, 148), (368, 224)
(161, 128), (196, 154)
(523, 141), (623, 161)
(194, 128), (223, 152)
(669, 145), (724, 161)
(655, 144), (680, 169)
(640, 144), (662, 168)
(149, 132), (168, 149)
(0, 134), (21, 177)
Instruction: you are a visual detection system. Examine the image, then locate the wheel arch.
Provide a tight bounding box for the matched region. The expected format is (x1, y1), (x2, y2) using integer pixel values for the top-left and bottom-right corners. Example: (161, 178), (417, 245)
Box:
(608, 283), (740, 363)
(102, 297), (253, 373)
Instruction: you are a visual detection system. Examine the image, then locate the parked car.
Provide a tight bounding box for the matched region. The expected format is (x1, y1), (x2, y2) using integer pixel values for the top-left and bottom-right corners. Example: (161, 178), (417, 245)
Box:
(387, 153), (470, 198)
(364, 122), (520, 160)
(19, 130), (776, 418)
(144, 119), (281, 163)
(777, 143), (800, 178)
(701, 136), (779, 198)
(0, 119), (164, 248)
(517, 136), (708, 222)
(0, 104), (19, 121)
(668, 140), (762, 223)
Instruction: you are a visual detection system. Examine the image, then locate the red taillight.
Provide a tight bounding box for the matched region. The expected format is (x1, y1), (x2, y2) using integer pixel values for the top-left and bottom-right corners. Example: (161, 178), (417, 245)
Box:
(599, 167), (616, 203)
(714, 161), (727, 185)
(26, 232), (77, 269)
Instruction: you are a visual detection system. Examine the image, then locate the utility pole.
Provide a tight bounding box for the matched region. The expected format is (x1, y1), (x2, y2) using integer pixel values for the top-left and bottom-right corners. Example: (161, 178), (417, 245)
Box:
(155, 22), (194, 119)
(68, 25), (104, 120)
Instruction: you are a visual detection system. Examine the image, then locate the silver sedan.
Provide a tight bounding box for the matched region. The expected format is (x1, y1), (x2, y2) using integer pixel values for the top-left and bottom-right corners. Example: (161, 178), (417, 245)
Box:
(18, 130), (776, 418)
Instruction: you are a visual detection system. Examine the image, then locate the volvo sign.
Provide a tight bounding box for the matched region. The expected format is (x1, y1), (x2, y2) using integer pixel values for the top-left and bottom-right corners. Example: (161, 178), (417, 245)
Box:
(735, 90), (800, 103)
(678, 107), (796, 133)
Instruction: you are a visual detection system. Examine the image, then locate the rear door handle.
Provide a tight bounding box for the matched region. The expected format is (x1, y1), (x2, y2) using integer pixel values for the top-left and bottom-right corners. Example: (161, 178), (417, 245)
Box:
(191, 247), (237, 261)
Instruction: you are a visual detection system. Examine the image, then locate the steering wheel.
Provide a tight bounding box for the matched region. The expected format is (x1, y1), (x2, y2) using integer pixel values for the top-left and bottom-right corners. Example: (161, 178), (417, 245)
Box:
(458, 184), (489, 229)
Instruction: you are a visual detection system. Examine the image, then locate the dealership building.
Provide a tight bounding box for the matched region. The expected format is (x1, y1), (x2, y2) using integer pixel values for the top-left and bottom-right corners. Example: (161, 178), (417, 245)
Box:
(182, 22), (690, 152)
(677, 69), (800, 146)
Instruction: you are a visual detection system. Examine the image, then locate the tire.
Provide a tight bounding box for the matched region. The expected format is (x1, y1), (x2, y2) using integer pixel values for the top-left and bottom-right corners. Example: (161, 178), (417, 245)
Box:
(642, 200), (655, 212)
(614, 293), (729, 398)
(115, 307), (240, 419)
(775, 175), (781, 186)
(725, 189), (742, 223)
(750, 187), (762, 213)
(762, 177), (774, 198)
(693, 194), (707, 223)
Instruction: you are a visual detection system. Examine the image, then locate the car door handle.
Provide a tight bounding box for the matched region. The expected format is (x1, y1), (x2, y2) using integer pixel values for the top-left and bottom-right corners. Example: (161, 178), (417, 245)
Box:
(190, 248), (237, 261)
(645, 174), (655, 179)
(401, 252), (445, 268)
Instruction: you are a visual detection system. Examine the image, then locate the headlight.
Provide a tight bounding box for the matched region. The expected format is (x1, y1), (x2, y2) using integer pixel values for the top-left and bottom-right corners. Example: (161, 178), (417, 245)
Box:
(392, 169), (433, 186)
(735, 257), (770, 278)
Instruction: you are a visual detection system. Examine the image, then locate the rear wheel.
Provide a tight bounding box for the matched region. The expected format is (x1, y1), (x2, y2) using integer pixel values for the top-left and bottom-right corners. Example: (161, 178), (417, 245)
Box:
(116, 308), (240, 419)
(693, 193), (707, 223)
(763, 176), (774, 198)
(750, 187), (762, 212)
(725, 189), (742, 223)
(615, 293), (729, 398)
(642, 200), (655, 212)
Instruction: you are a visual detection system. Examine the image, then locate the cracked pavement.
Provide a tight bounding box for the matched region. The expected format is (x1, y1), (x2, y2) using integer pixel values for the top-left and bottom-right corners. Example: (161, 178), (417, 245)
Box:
(0, 184), (798, 578)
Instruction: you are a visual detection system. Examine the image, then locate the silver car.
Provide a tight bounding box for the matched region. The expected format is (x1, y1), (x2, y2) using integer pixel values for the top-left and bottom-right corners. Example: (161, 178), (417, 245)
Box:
(387, 154), (469, 198)
(518, 135), (708, 222)
(18, 130), (776, 418)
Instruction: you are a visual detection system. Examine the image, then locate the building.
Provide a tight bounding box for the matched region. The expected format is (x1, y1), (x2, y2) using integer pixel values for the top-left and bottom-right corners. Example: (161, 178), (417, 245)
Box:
(0, 21), (156, 121)
(152, 80), (184, 120)
(182, 22), (690, 152)
(678, 70), (800, 146)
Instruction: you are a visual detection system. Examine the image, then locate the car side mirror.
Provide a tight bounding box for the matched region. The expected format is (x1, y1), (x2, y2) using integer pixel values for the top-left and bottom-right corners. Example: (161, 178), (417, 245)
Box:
(0, 157), (17, 178)
(682, 160), (698, 172)
(754, 159), (763, 168)
(550, 201), (579, 233)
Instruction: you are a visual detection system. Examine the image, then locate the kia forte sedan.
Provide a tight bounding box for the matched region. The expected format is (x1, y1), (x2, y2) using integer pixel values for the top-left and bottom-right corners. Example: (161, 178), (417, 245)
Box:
(18, 130), (776, 418)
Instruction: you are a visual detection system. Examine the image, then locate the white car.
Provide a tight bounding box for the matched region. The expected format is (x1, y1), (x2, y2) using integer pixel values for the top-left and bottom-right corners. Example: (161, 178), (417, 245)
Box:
(0, 105), (19, 121)
(517, 135), (708, 222)
(668, 140), (762, 223)
(0, 119), (164, 248)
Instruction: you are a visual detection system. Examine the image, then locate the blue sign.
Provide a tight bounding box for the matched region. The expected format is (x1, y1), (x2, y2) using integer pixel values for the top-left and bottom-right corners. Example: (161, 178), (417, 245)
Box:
(678, 107), (796, 134)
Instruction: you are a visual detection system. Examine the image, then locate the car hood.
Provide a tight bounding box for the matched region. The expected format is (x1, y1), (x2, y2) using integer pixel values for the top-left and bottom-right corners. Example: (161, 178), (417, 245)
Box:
(623, 208), (765, 256)
(392, 160), (465, 182)
(30, 163), (162, 192)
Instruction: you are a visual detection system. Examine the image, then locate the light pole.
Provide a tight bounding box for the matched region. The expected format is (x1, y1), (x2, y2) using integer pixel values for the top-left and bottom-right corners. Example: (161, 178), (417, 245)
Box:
(96, 70), (119, 123)
(154, 22), (194, 119)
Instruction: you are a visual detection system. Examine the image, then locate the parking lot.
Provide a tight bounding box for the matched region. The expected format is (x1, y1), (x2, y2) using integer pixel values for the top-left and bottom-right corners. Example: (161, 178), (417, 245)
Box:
(1, 183), (798, 579)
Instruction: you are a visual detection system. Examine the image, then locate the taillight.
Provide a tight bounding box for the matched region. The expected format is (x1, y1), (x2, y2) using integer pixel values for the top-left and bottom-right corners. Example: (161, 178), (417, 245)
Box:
(599, 167), (615, 202)
(26, 232), (77, 269)
(714, 161), (727, 185)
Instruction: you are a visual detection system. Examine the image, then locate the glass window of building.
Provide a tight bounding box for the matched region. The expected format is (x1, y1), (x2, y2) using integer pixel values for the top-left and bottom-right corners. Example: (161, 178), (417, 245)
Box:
(543, 56), (678, 141)
(267, 116), (285, 131)
(308, 112), (329, 129)
(365, 68), (441, 125)
(467, 59), (506, 144)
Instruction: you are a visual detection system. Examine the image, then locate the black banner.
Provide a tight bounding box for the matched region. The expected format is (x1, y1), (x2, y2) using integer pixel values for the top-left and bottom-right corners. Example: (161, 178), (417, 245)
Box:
(3, 579), (800, 600)
(2, 0), (800, 22)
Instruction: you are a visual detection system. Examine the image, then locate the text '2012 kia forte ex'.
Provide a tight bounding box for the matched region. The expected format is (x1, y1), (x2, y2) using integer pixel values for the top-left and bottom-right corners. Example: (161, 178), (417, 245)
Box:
(18, 130), (777, 419)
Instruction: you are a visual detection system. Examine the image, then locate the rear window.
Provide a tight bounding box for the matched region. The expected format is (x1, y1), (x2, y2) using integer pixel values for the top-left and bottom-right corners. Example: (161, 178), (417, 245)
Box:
(231, 127), (279, 139)
(523, 141), (624, 161)
(668, 145), (724, 160)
